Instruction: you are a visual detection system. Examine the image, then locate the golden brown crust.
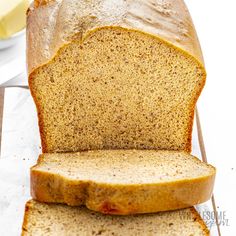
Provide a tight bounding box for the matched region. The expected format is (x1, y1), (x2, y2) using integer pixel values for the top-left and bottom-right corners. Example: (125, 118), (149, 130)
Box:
(190, 208), (210, 236)
(28, 80), (48, 152)
(27, 0), (204, 75)
(27, 0), (204, 76)
(31, 174), (215, 215)
(21, 201), (33, 236)
(30, 152), (216, 215)
(33, 0), (54, 8)
(187, 71), (206, 152)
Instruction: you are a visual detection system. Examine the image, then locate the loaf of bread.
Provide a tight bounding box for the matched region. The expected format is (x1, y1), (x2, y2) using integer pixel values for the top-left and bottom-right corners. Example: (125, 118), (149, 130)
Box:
(22, 200), (210, 235)
(27, 0), (206, 153)
(31, 150), (215, 214)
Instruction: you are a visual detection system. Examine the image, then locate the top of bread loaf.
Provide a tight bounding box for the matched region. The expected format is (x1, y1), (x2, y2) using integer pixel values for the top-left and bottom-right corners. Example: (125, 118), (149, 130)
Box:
(27, 0), (206, 153)
(28, 0), (204, 74)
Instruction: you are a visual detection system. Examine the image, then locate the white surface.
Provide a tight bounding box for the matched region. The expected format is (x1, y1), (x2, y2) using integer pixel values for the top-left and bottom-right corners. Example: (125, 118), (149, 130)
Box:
(0, 71), (28, 87)
(0, 88), (217, 236)
(0, 0), (236, 235)
(0, 29), (26, 50)
(0, 88), (40, 236)
(0, 33), (27, 86)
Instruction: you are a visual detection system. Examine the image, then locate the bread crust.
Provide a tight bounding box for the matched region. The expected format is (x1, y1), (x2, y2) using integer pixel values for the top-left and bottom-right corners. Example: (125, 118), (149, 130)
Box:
(33, 0), (53, 8)
(27, 0), (205, 75)
(27, 0), (206, 153)
(30, 151), (216, 215)
(21, 201), (33, 236)
(190, 207), (210, 236)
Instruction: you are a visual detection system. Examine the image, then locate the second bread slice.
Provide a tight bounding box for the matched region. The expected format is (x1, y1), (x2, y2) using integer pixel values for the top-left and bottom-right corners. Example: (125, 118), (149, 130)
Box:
(31, 150), (215, 215)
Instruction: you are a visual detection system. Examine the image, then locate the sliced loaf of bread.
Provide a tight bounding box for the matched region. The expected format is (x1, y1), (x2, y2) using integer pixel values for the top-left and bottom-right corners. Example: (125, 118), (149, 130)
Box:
(27, 0), (206, 153)
(31, 150), (215, 215)
(22, 200), (210, 236)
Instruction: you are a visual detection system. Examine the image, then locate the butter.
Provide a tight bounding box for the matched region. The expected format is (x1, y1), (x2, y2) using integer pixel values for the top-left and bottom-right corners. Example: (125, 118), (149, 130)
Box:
(0, 0), (29, 39)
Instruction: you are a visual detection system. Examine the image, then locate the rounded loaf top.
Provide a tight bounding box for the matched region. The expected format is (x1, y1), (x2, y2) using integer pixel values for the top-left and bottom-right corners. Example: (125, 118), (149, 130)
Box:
(27, 0), (204, 75)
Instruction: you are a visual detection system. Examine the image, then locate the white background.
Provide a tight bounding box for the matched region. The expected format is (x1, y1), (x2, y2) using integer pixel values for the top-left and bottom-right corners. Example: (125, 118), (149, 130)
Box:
(185, 0), (236, 235)
(0, 0), (236, 235)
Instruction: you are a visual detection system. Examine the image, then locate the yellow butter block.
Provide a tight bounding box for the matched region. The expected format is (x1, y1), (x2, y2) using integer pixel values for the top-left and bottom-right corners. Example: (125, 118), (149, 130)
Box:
(0, 0), (29, 39)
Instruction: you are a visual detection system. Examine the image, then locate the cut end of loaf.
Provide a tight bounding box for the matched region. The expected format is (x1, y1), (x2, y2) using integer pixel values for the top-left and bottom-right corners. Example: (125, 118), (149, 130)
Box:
(34, 150), (215, 184)
(22, 200), (210, 236)
(29, 27), (206, 153)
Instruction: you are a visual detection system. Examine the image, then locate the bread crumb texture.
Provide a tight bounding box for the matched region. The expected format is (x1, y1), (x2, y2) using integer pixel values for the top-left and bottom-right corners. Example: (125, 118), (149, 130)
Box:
(22, 200), (210, 236)
(28, 0), (206, 153)
(30, 27), (205, 153)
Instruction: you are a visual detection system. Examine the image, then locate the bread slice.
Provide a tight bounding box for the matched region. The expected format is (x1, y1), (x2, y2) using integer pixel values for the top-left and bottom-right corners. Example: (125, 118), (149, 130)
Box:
(31, 150), (215, 214)
(27, 0), (206, 153)
(22, 200), (209, 236)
